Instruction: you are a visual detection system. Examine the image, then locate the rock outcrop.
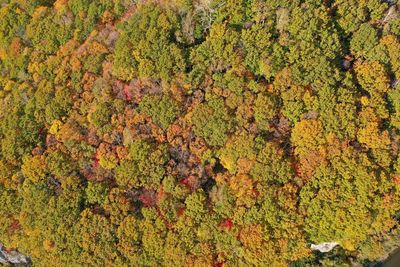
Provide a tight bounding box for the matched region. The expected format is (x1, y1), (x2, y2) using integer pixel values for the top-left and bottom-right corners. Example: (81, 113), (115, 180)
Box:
(310, 242), (339, 253)
(0, 244), (30, 266)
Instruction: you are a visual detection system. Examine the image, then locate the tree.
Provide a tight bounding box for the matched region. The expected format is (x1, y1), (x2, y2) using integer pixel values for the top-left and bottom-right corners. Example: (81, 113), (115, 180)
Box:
(388, 85), (400, 129)
(26, 7), (73, 54)
(112, 4), (186, 81)
(46, 150), (76, 178)
(291, 119), (325, 157)
(0, 3), (29, 48)
(104, 188), (134, 225)
(335, 0), (387, 34)
(191, 97), (233, 147)
(139, 94), (180, 129)
(250, 142), (294, 184)
(21, 154), (47, 183)
(318, 79), (358, 140)
(117, 215), (141, 265)
(218, 132), (256, 174)
(285, 3), (341, 85)
(85, 181), (109, 205)
(382, 35), (400, 80)
(115, 140), (169, 189)
(184, 189), (208, 223)
(253, 92), (277, 130)
(189, 22), (242, 84)
(350, 23), (378, 59)
(88, 102), (113, 132)
(240, 23), (277, 78)
(78, 209), (121, 266)
(300, 151), (398, 251)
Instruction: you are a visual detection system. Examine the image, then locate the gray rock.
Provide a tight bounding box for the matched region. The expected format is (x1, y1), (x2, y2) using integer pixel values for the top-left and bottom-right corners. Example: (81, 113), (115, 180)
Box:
(311, 242), (339, 253)
(0, 244), (30, 266)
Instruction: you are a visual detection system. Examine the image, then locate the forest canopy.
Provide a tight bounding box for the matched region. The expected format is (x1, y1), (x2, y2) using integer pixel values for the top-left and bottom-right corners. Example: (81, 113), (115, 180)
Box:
(1, 0), (400, 266)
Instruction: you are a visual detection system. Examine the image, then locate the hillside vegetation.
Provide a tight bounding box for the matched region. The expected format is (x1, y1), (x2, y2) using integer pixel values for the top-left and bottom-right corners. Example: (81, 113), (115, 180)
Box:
(1, 0), (400, 266)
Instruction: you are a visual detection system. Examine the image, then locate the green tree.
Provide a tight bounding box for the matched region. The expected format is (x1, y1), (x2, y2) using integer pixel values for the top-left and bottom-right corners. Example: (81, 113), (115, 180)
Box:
(350, 23), (378, 59)
(191, 97), (233, 147)
(251, 142), (294, 184)
(116, 140), (169, 189)
(139, 94), (179, 129)
(253, 92), (277, 130)
(112, 4), (185, 81)
(27, 7), (73, 54)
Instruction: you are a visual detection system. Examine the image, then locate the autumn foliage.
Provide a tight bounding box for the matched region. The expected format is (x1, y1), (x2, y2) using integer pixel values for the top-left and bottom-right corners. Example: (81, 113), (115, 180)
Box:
(0, 0), (400, 266)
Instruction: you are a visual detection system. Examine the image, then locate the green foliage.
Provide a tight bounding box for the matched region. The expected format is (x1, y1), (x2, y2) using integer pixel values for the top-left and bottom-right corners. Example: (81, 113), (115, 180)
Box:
(47, 150), (76, 178)
(113, 4), (185, 81)
(184, 190), (208, 222)
(139, 95), (179, 129)
(0, 84), (43, 163)
(190, 23), (241, 84)
(27, 8), (73, 54)
(286, 4), (342, 85)
(300, 153), (398, 250)
(218, 133), (256, 173)
(79, 209), (121, 266)
(388, 86), (400, 129)
(251, 142), (293, 184)
(85, 182), (109, 205)
(88, 102), (113, 133)
(116, 141), (168, 189)
(0, 186), (21, 244)
(212, 71), (245, 95)
(117, 215), (141, 265)
(335, 0), (387, 34)
(83, 54), (106, 74)
(191, 97), (233, 147)
(115, 160), (141, 189)
(350, 23), (378, 59)
(241, 23), (274, 77)
(67, 0), (115, 41)
(291, 119), (325, 156)
(318, 82), (357, 139)
(0, 3), (29, 48)
(253, 92), (277, 130)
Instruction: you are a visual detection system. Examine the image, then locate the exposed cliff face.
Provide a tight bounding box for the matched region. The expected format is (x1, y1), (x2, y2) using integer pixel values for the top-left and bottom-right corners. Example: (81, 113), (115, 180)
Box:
(0, 244), (30, 266)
